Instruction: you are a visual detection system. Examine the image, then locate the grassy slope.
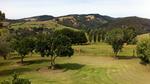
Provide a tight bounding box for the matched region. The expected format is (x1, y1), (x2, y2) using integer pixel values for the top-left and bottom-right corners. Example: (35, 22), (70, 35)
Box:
(10, 20), (77, 31)
(73, 43), (136, 57)
(136, 33), (150, 41)
(1, 43), (150, 84)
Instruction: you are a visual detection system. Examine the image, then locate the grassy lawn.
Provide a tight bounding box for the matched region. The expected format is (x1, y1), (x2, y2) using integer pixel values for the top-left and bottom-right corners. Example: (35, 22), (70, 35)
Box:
(73, 42), (136, 57)
(0, 43), (149, 84)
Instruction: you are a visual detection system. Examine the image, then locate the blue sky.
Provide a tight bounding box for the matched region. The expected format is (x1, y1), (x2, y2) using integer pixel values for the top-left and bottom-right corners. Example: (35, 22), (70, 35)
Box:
(0, 0), (150, 19)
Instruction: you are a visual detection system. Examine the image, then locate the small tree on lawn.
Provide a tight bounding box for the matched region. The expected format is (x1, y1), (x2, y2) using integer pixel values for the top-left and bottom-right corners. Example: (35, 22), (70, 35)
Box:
(106, 29), (124, 57)
(51, 35), (74, 69)
(137, 38), (150, 64)
(35, 33), (74, 69)
(12, 37), (34, 64)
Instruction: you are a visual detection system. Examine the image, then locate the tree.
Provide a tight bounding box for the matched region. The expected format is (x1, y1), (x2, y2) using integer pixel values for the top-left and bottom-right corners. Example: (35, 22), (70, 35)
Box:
(123, 27), (137, 44)
(51, 35), (74, 69)
(1, 72), (31, 84)
(0, 11), (5, 27)
(0, 11), (5, 21)
(88, 29), (94, 43)
(12, 37), (34, 64)
(0, 29), (11, 60)
(0, 37), (11, 60)
(137, 37), (150, 64)
(35, 33), (74, 69)
(35, 32), (53, 57)
(106, 29), (124, 57)
(55, 28), (87, 44)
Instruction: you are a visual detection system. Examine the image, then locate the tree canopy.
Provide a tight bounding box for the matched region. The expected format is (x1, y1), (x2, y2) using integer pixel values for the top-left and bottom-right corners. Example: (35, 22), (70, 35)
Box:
(55, 28), (87, 44)
(137, 37), (150, 64)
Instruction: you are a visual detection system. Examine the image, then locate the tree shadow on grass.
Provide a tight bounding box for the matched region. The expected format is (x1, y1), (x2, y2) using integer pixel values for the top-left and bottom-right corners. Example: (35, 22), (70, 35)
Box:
(0, 68), (32, 76)
(0, 62), (11, 66)
(16, 59), (50, 65)
(10, 56), (21, 60)
(54, 63), (85, 72)
(116, 56), (137, 60)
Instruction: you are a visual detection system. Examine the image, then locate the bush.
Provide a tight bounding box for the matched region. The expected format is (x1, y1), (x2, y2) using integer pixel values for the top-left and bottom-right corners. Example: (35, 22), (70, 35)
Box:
(1, 73), (31, 84)
(106, 29), (124, 57)
(137, 38), (150, 64)
(1, 80), (10, 84)
(55, 28), (87, 44)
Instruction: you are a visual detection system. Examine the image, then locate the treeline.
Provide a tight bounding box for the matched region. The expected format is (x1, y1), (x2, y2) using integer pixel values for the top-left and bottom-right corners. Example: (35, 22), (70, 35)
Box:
(0, 11), (5, 21)
(55, 28), (87, 44)
(0, 11), (5, 27)
(86, 27), (137, 44)
(86, 28), (106, 43)
(0, 28), (88, 68)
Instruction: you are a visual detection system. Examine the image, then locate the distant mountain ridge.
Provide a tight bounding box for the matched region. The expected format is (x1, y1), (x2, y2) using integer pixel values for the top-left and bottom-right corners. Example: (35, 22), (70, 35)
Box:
(54, 14), (114, 29)
(7, 14), (150, 33)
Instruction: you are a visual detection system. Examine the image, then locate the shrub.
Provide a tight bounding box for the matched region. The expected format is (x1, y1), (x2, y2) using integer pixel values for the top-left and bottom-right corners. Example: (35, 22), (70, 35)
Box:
(1, 73), (31, 84)
(137, 38), (150, 64)
(1, 80), (10, 84)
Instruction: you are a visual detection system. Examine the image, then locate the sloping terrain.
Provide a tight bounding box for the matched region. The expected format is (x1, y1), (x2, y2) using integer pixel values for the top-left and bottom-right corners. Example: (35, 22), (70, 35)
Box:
(0, 43), (150, 84)
(10, 20), (73, 30)
(105, 17), (150, 33)
(7, 14), (150, 33)
(53, 14), (114, 29)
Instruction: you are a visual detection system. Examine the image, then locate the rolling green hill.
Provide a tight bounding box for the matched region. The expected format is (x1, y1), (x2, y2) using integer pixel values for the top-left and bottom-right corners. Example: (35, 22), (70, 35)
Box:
(54, 14), (114, 29)
(9, 20), (77, 30)
(106, 17), (150, 33)
(7, 14), (150, 34)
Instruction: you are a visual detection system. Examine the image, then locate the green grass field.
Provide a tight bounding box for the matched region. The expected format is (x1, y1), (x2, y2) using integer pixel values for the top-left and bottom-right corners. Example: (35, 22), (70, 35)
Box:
(9, 21), (78, 31)
(1, 43), (150, 84)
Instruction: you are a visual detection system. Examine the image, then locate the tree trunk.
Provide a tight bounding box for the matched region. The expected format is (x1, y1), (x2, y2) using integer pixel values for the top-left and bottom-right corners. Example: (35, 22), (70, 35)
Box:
(50, 56), (54, 69)
(21, 56), (24, 64)
(114, 52), (118, 58)
(30, 52), (33, 57)
(52, 56), (57, 66)
(3, 55), (7, 60)
(50, 56), (57, 70)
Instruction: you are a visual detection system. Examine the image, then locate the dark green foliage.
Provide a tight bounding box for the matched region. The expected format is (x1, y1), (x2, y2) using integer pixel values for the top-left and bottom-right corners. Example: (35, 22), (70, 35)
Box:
(1, 73), (31, 84)
(12, 73), (31, 84)
(106, 17), (150, 34)
(106, 27), (137, 57)
(53, 35), (74, 57)
(12, 37), (35, 64)
(106, 29), (124, 56)
(0, 11), (5, 27)
(55, 28), (87, 44)
(122, 27), (137, 44)
(0, 30), (11, 60)
(55, 14), (113, 29)
(35, 32), (53, 57)
(0, 11), (5, 21)
(35, 32), (74, 69)
(0, 37), (11, 60)
(137, 38), (150, 64)
(51, 35), (74, 69)
(86, 28), (106, 43)
(1, 80), (10, 84)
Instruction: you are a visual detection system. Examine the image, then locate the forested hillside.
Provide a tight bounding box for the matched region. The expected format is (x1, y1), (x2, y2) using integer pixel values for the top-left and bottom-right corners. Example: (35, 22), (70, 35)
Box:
(7, 14), (150, 34)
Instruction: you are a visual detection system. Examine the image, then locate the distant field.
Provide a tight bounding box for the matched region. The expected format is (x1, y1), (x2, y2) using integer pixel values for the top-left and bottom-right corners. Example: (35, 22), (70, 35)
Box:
(10, 21), (75, 30)
(137, 33), (150, 41)
(73, 43), (136, 57)
(1, 43), (149, 84)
